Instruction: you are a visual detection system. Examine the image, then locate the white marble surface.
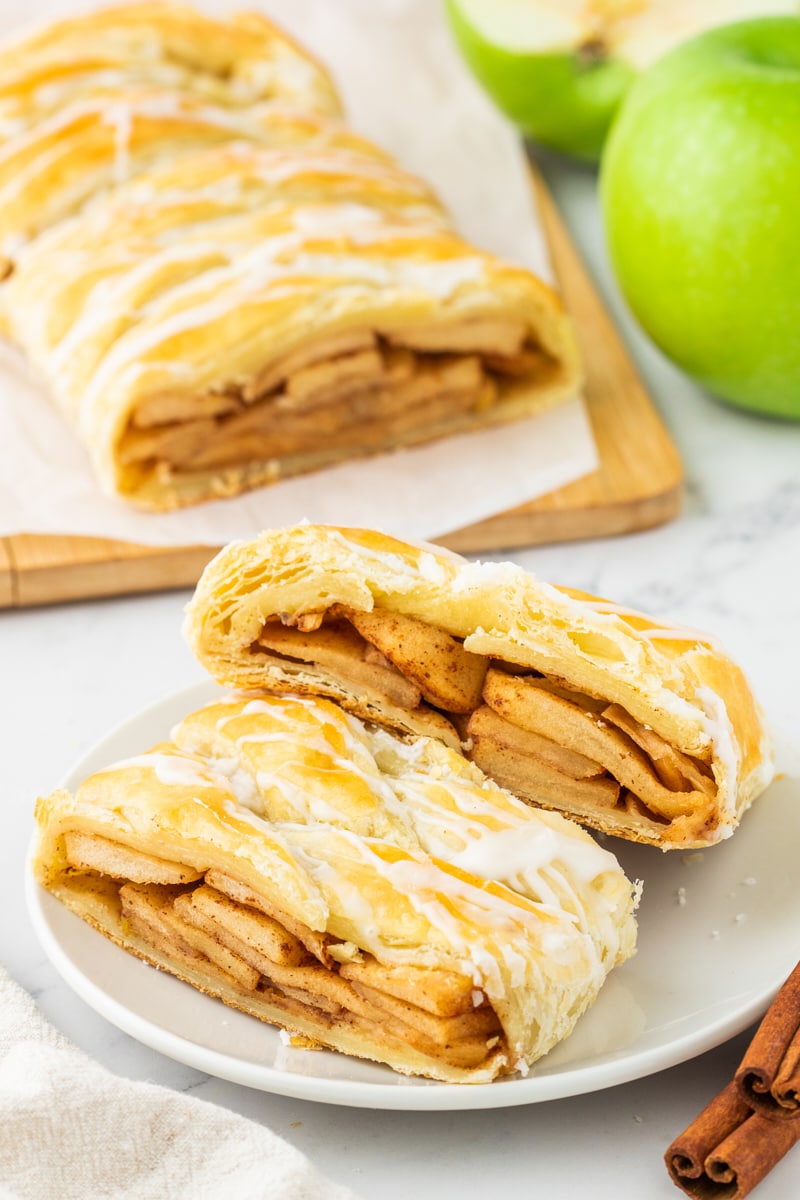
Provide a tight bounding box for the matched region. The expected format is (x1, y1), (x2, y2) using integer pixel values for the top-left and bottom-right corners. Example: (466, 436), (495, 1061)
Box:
(3, 149), (800, 1199)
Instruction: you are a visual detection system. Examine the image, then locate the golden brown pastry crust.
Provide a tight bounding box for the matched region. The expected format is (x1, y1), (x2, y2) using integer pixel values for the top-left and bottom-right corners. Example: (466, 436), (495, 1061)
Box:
(32, 692), (637, 1083)
(184, 524), (774, 849)
(0, 3), (580, 509)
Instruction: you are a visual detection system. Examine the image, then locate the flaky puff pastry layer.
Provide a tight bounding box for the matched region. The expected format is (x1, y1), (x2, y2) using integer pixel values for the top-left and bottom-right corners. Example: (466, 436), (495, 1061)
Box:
(0, 3), (580, 510)
(184, 524), (774, 850)
(32, 693), (637, 1083)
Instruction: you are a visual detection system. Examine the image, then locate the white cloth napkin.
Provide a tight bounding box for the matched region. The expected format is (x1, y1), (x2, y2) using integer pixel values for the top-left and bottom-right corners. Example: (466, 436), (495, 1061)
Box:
(0, 967), (359, 1200)
(0, 0), (598, 548)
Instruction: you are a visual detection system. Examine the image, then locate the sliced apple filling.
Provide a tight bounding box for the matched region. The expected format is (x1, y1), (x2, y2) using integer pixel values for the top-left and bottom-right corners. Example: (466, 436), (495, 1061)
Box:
(117, 327), (557, 478)
(56, 832), (503, 1074)
(471, 670), (716, 838)
(251, 606), (718, 843)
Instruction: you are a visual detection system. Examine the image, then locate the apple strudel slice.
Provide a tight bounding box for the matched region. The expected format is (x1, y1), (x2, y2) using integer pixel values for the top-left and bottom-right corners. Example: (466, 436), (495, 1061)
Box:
(0, 2), (580, 510)
(184, 524), (774, 850)
(32, 693), (638, 1083)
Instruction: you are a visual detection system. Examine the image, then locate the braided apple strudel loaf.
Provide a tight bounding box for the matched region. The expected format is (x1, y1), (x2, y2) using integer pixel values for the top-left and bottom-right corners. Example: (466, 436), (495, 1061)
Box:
(0, 2), (580, 509)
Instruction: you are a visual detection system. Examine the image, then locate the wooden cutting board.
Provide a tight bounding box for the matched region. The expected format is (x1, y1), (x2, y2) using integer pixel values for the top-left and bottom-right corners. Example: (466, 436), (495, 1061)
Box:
(0, 166), (683, 609)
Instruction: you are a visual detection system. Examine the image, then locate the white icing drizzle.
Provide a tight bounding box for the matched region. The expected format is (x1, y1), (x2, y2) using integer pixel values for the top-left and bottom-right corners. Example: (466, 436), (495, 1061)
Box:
(220, 795), (275, 837)
(324, 529), (457, 588)
(203, 755), (260, 809)
(449, 825), (618, 895)
(0, 135), (79, 208)
(103, 101), (134, 185)
(414, 553), (448, 585)
(217, 693), (373, 763)
(96, 751), (221, 790)
(300, 853), (378, 939)
(694, 686), (740, 818)
(255, 768), (346, 826)
(48, 240), (231, 377)
(450, 559), (525, 593)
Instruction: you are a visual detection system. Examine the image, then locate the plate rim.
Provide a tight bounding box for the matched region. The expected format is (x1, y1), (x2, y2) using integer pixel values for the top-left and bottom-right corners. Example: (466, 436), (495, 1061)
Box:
(26, 679), (797, 1111)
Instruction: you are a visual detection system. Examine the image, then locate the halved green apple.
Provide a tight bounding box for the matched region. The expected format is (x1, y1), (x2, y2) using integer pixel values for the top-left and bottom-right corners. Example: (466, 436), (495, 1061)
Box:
(444, 0), (800, 162)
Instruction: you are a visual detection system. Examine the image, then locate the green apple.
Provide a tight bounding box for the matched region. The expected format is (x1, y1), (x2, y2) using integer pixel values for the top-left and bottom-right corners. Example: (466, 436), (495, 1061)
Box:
(444, 0), (799, 162)
(601, 17), (800, 419)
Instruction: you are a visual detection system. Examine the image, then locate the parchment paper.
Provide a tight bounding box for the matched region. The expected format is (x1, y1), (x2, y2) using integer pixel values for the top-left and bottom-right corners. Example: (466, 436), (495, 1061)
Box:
(0, 0), (597, 547)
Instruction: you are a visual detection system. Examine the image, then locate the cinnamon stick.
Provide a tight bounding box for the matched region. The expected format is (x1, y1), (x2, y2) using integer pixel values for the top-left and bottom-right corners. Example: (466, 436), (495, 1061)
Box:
(735, 962), (800, 1119)
(665, 1081), (800, 1199)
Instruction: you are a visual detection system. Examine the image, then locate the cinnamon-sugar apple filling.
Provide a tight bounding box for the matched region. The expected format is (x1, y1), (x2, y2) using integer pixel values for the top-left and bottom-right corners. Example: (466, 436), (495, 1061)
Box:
(117, 333), (556, 477)
(252, 607), (717, 841)
(56, 833), (503, 1073)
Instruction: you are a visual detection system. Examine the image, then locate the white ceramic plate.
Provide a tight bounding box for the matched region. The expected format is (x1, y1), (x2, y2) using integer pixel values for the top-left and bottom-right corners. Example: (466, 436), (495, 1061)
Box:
(27, 681), (800, 1110)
